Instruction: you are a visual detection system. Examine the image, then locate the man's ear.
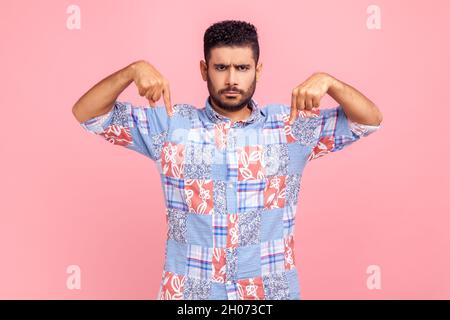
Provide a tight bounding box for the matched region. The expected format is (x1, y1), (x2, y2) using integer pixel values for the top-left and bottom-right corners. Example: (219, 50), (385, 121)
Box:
(256, 62), (263, 81)
(200, 60), (207, 81)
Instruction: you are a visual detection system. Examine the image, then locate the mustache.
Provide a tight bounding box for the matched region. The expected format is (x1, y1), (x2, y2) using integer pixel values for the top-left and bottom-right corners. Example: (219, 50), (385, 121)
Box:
(222, 89), (240, 93)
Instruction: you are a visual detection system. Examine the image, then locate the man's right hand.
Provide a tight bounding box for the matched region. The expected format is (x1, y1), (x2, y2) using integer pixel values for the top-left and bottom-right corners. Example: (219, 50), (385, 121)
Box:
(130, 60), (173, 116)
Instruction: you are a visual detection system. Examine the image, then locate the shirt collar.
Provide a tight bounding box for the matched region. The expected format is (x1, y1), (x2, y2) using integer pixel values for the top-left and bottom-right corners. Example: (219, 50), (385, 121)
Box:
(204, 96), (265, 126)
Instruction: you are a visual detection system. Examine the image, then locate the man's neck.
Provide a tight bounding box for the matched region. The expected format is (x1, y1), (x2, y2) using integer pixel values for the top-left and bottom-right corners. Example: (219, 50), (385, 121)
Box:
(209, 97), (252, 122)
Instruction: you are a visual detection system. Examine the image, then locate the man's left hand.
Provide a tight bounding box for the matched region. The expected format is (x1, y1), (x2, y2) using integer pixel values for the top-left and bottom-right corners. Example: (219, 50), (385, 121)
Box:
(289, 72), (335, 124)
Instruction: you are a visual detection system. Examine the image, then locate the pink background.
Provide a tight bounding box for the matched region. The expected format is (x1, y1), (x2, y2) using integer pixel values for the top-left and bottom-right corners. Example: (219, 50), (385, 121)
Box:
(1, 0), (449, 299)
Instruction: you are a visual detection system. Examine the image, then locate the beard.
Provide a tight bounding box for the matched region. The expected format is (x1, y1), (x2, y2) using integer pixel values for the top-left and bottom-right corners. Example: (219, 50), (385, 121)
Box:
(206, 74), (257, 112)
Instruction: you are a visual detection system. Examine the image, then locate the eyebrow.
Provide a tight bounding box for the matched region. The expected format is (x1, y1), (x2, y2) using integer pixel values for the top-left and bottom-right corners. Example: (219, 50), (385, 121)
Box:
(213, 63), (251, 68)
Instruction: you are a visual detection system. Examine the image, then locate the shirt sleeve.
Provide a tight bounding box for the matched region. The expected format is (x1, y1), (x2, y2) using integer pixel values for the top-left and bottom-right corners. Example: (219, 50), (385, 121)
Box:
(308, 105), (381, 161)
(79, 100), (170, 161)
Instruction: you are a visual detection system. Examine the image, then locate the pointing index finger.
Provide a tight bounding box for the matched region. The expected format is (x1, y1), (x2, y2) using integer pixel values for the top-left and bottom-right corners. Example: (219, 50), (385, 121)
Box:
(163, 83), (173, 117)
(289, 90), (298, 125)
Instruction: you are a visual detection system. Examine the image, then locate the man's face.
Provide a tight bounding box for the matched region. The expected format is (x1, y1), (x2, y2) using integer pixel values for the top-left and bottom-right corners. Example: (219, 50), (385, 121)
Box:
(200, 46), (262, 112)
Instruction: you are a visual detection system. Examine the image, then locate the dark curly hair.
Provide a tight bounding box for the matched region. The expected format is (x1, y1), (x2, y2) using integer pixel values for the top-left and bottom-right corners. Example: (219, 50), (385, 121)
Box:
(203, 20), (259, 67)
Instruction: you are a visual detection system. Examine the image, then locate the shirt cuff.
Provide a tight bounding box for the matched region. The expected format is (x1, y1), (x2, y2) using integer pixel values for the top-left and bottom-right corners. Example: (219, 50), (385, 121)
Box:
(348, 119), (381, 137)
(80, 107), (115, 134)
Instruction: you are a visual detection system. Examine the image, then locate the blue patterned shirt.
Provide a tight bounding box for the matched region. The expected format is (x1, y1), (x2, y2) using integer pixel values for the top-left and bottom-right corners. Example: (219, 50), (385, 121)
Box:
(79, 96), (380, 300)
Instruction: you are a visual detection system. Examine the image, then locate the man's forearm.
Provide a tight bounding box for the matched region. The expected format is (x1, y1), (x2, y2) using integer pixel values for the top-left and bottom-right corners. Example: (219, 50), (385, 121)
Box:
(72, 62), (137, 123)
(326, 74), (383, 126)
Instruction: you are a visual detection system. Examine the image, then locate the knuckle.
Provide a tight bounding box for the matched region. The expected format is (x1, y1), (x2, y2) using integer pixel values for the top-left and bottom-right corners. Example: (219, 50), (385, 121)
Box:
(141, 81), (151, 89)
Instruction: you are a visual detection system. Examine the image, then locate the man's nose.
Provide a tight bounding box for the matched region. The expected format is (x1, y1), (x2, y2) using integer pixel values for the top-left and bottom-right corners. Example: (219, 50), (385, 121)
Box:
(225, 68), (238, 86)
